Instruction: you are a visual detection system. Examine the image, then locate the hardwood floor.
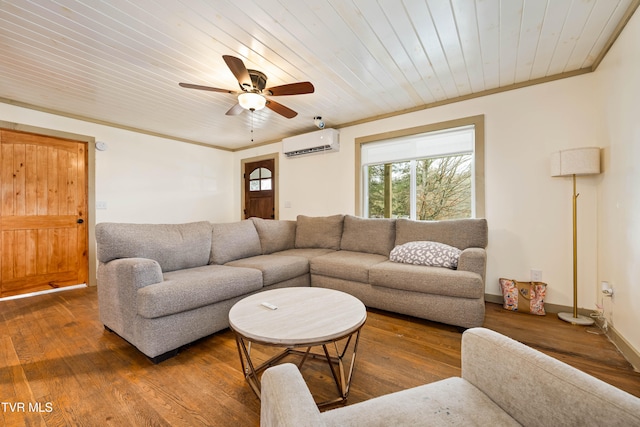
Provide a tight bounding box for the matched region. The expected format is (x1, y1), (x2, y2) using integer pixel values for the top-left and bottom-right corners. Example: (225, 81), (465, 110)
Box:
(1, 286), (639, 426)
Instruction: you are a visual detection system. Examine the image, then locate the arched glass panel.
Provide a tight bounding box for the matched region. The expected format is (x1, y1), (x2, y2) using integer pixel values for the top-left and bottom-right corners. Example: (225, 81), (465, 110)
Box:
(249, 168), (273, 192)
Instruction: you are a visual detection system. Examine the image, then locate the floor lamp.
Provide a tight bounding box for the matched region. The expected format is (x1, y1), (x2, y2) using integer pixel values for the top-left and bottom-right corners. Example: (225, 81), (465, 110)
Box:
(551, 147), (601, 325)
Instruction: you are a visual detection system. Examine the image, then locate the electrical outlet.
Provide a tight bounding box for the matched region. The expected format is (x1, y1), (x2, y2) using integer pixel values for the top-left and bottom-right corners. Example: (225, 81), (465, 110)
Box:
(530, 269), (542, 282)
(96, 200), (108, 209)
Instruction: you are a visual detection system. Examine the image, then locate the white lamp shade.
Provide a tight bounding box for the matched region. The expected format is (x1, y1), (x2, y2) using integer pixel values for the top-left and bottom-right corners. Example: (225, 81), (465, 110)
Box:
(238, 92), (266, 111)
(550, 147), (601, 177)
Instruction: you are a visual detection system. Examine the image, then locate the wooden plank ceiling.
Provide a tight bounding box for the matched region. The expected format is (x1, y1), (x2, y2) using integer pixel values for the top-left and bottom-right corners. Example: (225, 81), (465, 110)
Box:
(0, 0), (637, 150)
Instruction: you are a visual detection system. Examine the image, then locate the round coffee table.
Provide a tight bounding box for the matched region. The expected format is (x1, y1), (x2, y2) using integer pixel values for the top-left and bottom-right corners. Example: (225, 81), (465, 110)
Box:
(228, 287), (367, 407)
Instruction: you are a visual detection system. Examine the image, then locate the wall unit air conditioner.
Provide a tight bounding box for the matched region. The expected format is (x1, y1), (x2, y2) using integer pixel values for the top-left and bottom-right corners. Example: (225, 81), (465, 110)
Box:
(282, 128), (340, 158)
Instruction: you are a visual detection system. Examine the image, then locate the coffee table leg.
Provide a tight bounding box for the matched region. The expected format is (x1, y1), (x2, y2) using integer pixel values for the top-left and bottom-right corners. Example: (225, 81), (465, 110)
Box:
(235, 334), (297, 400)
(234, 329), (362, 408)
(318, 328), (361, 407)
(322, 344), (343, 396)
(297, 346), (313, 369)
(235, 335), (262, 398)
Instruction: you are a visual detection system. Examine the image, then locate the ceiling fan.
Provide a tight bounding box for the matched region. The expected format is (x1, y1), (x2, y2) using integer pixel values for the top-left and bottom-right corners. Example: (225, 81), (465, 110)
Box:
(179, 55), (314, 119)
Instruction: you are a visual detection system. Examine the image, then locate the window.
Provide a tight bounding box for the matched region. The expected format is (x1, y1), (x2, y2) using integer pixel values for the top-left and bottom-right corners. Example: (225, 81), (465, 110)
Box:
(249, 167), (272, 191)
(357, 116), (484, 220)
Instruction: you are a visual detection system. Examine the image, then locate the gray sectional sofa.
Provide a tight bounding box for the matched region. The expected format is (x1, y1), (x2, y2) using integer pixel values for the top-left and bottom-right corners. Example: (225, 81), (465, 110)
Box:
(95, 215), (487, 362)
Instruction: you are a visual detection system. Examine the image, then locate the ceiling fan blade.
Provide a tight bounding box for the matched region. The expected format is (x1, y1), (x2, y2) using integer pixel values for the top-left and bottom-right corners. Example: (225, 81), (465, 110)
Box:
(179, 82), (235, 94)
(223, 55), (253, 90)
(265, 81), (314, 96)
(226, 102), (245, 116)
(265, 99), (297, 119)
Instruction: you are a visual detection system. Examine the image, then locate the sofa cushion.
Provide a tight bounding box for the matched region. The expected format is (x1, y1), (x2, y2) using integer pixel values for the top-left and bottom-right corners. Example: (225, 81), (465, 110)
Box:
(321, 376), (519, 427)
(96, 221), (212, 272)
(251, 218), (296, 254)
(390, 241), (461, 269)
(311, 251), (388, 283)
(295, 215), (344, 250)
(395, 218), (488, 250)
(225, 255), (309, 287)
(137, 265), (263, 319)
(210, 220), (262, 265)
(340, 215), (396, 256)
(369, 261), (484, 298)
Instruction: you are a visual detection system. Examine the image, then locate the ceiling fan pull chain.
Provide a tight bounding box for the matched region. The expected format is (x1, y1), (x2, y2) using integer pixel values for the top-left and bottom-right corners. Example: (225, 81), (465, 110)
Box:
(250, 110), (254, 143)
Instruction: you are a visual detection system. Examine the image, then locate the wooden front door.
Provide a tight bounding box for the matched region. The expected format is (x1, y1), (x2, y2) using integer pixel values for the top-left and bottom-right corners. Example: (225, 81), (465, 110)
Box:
(244, 158), (275, 219)
(0, 129), (88, 298)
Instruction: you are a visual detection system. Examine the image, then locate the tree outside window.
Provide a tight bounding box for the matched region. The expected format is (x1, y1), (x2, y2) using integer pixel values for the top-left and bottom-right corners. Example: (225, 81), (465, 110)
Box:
(367, 154), (471, 220)
(358, 116), (484, 220)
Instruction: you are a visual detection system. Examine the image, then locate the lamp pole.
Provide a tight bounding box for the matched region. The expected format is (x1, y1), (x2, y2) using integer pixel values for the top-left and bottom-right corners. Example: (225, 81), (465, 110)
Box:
(572, 173), (578, 319)
(558, 172), (594, 325)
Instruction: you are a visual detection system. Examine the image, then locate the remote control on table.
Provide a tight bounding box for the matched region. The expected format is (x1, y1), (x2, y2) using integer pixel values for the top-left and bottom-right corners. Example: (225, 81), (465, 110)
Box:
(261, 302), (278, 310)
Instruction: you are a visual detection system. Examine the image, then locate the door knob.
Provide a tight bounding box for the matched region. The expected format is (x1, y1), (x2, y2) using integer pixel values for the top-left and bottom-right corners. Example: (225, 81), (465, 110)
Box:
(77, 218), (84, 224)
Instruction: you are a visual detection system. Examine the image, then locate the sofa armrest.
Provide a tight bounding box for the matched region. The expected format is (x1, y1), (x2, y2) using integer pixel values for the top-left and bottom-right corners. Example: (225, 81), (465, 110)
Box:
(461, 328), (640, 426)
(260, 363), (325, 427)
(97, 258), (163, 342)
(457, 247), (486, 282)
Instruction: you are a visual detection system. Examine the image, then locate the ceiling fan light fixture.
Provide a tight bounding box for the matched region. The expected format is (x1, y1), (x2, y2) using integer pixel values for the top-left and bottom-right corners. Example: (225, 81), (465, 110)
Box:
(180, 55), (310, 118)
(238, 92), (266, 111)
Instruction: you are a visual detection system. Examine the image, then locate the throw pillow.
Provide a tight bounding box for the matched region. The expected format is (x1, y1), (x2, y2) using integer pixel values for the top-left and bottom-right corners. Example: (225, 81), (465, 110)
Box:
(390, 241), (461, 269)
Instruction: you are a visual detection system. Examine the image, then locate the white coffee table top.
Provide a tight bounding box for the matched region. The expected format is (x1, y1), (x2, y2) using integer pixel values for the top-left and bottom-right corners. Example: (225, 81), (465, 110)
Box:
(228, 287), (367, 346)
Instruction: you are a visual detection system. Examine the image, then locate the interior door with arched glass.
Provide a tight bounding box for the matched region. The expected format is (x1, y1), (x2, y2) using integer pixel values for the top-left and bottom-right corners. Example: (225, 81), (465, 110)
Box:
(244, 158), (275, 219)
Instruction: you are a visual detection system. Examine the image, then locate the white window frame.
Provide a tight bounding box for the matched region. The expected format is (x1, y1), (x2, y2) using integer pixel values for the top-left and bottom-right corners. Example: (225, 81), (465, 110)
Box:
(355, 115), (485, 219)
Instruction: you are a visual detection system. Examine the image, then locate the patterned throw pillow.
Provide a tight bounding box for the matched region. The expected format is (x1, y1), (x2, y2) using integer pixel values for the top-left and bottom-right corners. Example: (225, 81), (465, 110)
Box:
(389, 241), (461, 269)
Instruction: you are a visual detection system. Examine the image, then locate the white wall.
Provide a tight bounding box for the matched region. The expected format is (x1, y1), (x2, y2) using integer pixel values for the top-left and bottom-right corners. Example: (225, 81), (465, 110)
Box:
(4, 16), (636, 356)
(92, 131), (234, 224)
(0, 103), (236, 224)
(237, 73), (604, 314)
(236, 144), (355, 218)
(594, 10), (640, 358)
